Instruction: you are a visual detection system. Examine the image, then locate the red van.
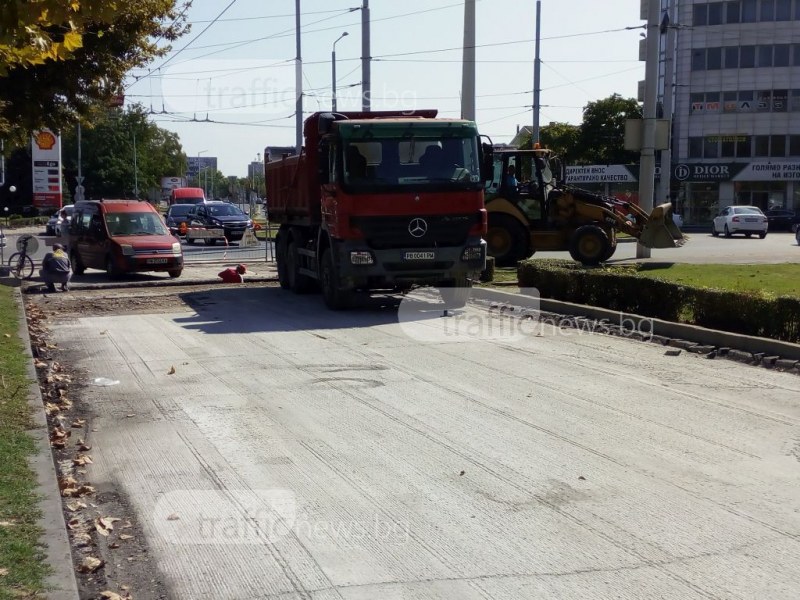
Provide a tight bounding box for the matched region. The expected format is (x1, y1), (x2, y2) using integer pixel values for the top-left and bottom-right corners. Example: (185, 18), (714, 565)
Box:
(68, 199), (184, 278)
(169, 187), (206, 205)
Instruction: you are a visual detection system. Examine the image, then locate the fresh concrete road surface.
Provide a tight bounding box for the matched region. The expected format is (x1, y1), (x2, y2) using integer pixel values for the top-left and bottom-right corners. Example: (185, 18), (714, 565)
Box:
(54, 287), (800, 599)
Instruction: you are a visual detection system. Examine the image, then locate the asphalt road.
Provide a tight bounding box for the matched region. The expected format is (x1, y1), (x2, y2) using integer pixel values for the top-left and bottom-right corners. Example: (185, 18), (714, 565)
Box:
(49, 285), (800, 599)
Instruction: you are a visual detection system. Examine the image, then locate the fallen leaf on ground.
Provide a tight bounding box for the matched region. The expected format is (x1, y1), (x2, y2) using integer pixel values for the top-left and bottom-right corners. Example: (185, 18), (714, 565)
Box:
(66, 501), (87, 512)
(125, 414), (135, 418)
(58, 476), (78, 490)
(100, 592), (123, 600)
(95, 517), (121, 536)
(168, 365), (176, 375)
(72, 532), (92, 547)
(118, 533), (134, 540)
(3, 333), (10, 338)
(71, 419), (86, 428)
(66, 517), (84, 531)
(73, 455), (93, 466)
(166, 513), (180, 521)
(78, 556), (104, 573)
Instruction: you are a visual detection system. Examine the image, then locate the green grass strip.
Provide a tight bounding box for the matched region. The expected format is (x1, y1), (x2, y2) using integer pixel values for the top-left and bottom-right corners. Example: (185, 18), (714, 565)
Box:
(0, 286), (48, 599)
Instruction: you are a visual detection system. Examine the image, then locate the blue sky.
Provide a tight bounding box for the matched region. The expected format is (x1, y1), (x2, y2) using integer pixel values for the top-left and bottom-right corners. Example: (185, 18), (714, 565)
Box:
(125, 0), (645, 176)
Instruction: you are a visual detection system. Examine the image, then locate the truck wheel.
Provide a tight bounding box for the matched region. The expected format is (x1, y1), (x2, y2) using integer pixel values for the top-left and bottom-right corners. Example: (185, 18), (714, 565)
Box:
(321, 248), (352, 310)
(569, 225), (609, 266)
(486, 214), (529, 267)
(439, 277), (472, 309)
(276, 234), (290, 289)
(287, 239), (314, 293)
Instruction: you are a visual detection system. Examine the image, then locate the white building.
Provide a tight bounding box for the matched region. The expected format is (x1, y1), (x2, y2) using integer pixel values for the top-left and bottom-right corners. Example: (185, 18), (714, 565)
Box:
(671, 0), (800, 224)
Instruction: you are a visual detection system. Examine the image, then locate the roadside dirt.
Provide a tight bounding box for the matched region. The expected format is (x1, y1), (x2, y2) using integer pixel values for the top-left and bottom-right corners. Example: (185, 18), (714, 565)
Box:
(22, 282), (276, 600)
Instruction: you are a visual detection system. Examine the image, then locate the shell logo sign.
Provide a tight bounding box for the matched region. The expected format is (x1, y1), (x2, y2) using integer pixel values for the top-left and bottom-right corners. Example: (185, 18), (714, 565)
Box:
(34, 131), (57, 150)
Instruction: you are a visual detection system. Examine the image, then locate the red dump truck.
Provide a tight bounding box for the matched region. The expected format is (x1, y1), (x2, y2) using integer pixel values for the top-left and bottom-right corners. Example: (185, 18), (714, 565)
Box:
(265, 110), (488, 309)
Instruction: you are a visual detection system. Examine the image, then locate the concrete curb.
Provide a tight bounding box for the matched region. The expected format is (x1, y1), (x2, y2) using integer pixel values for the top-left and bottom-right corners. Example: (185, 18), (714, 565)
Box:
(471, 287), (800, 365)
(14, 288), (80, 600)
(36, 275), (280, 293)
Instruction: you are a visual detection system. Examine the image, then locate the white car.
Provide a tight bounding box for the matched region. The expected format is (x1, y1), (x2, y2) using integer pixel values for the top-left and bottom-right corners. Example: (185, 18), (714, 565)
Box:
(711, 205), (768, 238)
(54, 205), (74, 236)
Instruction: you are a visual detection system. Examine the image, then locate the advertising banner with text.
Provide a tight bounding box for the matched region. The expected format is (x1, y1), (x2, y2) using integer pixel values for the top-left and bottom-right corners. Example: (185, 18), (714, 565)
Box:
(31, 129), (63, 209)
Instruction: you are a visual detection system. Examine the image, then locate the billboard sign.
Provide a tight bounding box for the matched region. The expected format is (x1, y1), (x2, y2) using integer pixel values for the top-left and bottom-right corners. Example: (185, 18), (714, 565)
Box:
(31, 129), (63, 209)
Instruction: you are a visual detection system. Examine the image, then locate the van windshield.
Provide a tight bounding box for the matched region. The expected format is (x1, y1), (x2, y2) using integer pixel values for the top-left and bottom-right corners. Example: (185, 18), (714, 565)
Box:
(105, 212), (169, 236)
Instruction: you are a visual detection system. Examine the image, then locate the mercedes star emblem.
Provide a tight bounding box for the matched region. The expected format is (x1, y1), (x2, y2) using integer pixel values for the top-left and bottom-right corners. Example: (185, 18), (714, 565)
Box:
(408, 218), (428, 238)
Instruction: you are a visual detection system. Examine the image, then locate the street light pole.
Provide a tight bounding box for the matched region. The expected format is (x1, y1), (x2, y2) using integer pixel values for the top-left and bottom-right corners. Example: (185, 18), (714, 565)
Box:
(332, 32), (348, 112)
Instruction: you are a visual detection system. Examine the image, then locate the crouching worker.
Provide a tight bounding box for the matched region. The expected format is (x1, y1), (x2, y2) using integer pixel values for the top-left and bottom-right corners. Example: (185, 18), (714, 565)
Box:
(40, 243), (72, 292)
(218, 263), (246, 283)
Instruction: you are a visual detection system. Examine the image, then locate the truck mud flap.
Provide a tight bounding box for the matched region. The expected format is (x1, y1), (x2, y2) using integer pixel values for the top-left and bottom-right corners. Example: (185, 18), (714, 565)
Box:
(639, 203), (686, 249)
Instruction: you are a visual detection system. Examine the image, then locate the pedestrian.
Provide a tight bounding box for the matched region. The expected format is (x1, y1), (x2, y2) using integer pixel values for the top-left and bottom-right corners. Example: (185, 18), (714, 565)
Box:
(39, 243), (72, 292)
(218, 263), (247, 283)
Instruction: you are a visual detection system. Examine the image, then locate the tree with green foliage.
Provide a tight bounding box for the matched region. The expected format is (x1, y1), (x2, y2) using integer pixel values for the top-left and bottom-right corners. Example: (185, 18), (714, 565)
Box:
(520, 122), (582, 165)
(0, 1), (189, 143)
(578, 94), (642, 164)
(60, 104), (186, 200)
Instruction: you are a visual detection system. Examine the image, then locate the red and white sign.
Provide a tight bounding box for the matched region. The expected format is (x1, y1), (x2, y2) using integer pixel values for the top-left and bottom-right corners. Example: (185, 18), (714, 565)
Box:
(31, 129), (63, 209)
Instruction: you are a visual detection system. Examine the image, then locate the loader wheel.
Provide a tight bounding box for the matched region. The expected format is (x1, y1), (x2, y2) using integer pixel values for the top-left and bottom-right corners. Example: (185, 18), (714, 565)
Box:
(601, 243), (617, 263)
(569, 225), (610, 266)
(486, 214), (529, 267)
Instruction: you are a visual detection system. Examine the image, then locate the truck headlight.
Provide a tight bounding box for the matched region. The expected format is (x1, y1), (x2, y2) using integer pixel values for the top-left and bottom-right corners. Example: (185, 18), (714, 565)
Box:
(120, 244), (135, 256)
(461, 246), (484, 261)
(350, 251), (374, 265)
(172, 243), (182, 255)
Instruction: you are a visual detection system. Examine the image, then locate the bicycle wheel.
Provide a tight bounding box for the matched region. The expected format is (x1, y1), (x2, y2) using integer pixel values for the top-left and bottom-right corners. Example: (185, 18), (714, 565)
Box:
(8, 253), (35, 280)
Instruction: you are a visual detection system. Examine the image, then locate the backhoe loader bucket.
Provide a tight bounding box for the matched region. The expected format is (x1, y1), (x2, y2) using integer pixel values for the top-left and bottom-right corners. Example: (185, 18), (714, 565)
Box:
(639, 202), (686, 249)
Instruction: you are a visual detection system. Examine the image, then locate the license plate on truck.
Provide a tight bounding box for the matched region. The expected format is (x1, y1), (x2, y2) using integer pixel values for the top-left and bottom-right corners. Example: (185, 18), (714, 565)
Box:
(147, 258), (169, 264)
(403, 251), (435, 260)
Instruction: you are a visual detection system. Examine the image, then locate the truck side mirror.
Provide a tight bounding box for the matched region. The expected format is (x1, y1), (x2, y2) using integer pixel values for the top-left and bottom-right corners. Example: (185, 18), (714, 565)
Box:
(318, 143), (330, 181)
(480, 142), (494, 182)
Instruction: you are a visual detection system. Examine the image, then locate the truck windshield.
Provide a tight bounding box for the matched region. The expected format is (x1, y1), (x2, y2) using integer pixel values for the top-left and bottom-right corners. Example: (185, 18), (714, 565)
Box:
(340, 132), (482, 192)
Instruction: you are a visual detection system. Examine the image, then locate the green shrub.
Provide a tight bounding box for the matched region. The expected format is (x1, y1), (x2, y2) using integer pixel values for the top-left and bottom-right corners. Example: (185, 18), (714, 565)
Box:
(519, 259), (800, 343)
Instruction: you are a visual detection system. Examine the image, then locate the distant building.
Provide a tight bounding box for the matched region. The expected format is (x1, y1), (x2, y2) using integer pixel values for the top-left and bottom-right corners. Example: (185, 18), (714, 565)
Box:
(247, 161), (263, 180)
(668, 0), (800, 225)
(186, 156), (217, 180)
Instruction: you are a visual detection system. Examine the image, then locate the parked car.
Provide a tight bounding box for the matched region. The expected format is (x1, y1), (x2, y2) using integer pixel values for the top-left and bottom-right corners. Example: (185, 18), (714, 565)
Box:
(764, 208), (799, 231)
(185, 201), (253, 245)
(711, 205), (768, 238)
(164, 203), (195, 236)
(68, 199), (183, 278)
(54, 205), (74, 236)
(45, 210), (60, 236)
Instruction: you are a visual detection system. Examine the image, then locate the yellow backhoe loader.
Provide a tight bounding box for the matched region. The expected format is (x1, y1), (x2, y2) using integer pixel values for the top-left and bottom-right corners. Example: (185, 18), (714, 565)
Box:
(484, 146), (685, 266)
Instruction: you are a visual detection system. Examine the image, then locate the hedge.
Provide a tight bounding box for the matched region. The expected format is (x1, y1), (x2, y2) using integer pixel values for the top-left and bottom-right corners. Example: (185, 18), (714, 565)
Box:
(518, 259), (800, 343)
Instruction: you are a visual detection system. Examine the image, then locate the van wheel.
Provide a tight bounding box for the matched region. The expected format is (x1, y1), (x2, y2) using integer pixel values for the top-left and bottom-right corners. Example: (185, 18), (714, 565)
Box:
(106, 256), (122, 280)
(168, 269), (182, 278)
(71, 250), (85, 275)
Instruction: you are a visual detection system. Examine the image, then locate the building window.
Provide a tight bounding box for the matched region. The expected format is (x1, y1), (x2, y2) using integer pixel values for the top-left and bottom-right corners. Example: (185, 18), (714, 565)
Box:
(704, 137), (720, 158)
(760, 0), (776, 20)
(789, 135), (800, 156)
(776, 0), (792, 19)
(693, 3), (708, 25)
(740, 45), (756, 68)
(689, 137), (704, 158)
(724, 46), (740, 68)
(721, 140), (736, 157)
(742, 0), (758, 20)
(773, 89), (788, 111)
(794, 44), (800, 66)
(709, 2), (725, 23)
(692, 49), (707, 71)
(754, 135), (770, 156)
(795, 0), (800, 19)
(791, 89), (800, 111)
(726, 0), (742, 21)
(772, 135), (786, 156)
(774, 44), (791, 66)
(737, 137), (752, 157)
(707, 47), (723, 69)
(758, 45), (774, 67)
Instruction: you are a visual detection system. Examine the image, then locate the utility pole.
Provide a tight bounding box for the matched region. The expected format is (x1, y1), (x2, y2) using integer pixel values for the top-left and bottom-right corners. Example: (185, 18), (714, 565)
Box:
(532, 0), (542, 145)
(75, 122), (85, 202)
(295, 0), (303, 154)
(658, 0), (676, 212)
(460, 0), (476, 121)
(332, 32), (348, 112)
(636, 0), (662, 259)
(361, 0), (371, 111)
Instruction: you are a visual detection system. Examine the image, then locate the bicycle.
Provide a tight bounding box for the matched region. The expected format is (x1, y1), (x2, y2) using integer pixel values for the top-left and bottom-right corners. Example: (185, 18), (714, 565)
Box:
(7, 234), (36, 280)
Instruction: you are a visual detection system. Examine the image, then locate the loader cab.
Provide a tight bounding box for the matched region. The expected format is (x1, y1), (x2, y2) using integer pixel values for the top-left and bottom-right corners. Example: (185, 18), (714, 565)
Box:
(486, 150), (550, 224)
